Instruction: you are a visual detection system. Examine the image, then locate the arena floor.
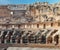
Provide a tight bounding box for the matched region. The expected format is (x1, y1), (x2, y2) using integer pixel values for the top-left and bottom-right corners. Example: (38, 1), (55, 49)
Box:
(7, 47), (60, 50)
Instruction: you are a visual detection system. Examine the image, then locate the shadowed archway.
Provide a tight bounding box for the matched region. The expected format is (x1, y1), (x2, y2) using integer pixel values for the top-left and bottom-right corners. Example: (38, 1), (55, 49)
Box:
(54, 35), (59, 45)
(47, 36), (52, 44)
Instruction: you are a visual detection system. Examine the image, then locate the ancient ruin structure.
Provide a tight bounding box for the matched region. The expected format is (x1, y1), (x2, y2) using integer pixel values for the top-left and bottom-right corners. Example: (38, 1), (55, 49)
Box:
(0, 2), (60, 48)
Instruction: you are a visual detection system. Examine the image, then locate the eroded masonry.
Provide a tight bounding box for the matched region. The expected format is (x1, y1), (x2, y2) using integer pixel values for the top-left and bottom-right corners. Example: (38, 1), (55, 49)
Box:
(0, 2), (60, 45)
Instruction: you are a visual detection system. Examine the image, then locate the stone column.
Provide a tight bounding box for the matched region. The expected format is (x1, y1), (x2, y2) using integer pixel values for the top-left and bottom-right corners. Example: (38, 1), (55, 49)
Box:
(25, 25), (27, 28)
(0, 39), (1, 43)
(31, 24), (33, 28)
(4, 39), (7, 44)
(20, 38), (23, 44)
(46, 38), (48, 44)
(52, 37), (55, 45)
(10, 38), (12, 44)
(58, 29), (60, 45)
(15, 39), (17, 44)
(58, 34), (60, 45)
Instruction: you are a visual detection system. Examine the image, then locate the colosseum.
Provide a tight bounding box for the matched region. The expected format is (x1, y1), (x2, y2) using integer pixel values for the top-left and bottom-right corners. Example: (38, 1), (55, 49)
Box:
(0, 2), (60, 49)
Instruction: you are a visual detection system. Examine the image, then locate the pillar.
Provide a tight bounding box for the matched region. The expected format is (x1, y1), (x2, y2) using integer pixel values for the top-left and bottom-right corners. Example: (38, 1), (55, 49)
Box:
(52, 37), (55, 44)
(15, 39), (17, 44)
(31, 24), (34, 28)
(58, 34), (60, 45)
(0, 39), (1, 43)
(4, 39), (7, 44)
(58, 29), (60, 45)
(12, 25), (15, 29)
(52, 37), (56, 45)
(46, 37), (48, 44)
(20, 38), (23, 44)
(25, 25), (27, 28)
(10, 38), (12, 44)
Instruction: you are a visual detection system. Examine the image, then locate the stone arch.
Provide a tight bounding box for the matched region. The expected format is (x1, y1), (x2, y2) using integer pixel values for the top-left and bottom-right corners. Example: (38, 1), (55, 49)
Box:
(41, 35), (46, 44)
(47, 36), (52, 44)
(54, 35), (59, 45)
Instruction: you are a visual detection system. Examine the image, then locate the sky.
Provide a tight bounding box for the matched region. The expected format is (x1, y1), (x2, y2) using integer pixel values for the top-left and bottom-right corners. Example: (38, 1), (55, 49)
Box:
(0, 0), (60, 5)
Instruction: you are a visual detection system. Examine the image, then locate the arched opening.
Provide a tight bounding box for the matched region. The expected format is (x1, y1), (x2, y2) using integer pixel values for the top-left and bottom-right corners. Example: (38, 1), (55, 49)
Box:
(17, 37), (20, 43)
(43, 24), (46, 29)
(41, 35), (46, 44)
(17, 39), (20, 43)
(47, 36), (52, 44)
(37, 24), (39, 28)
(1, 39), (4, 43)
(51, 23), (53, 27)
(12, 37), (15, 43)
(6, 37), (10, 43)
(54, 35), (59, 45)
(22, 36), (28, 43)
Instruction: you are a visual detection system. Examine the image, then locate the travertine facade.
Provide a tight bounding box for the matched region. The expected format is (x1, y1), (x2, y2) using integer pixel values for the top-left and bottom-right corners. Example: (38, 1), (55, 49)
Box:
(0, 2), (60, 47)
